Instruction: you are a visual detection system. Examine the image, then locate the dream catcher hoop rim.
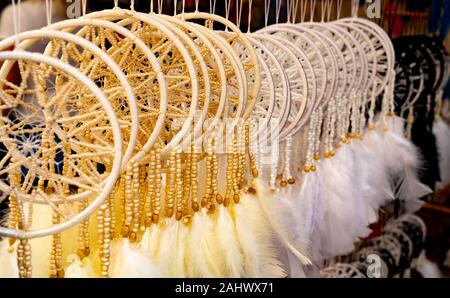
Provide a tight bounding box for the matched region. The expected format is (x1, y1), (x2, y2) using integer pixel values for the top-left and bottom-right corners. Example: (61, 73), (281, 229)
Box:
(0, 51), (122, 239)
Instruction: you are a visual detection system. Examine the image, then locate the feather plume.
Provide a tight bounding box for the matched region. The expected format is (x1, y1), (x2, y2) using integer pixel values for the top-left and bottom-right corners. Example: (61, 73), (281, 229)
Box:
(29, 204), (53, 277)
(215, 204), (245, 277)
(433, 119), (450, 187)
(109, 238), (163, 277)
(185, 209), (222, 277)
(254, 179), (311, 266)
(155, 219), (187, 277)
(65, 254), (97, 278)
(0, 241), (18, 277)
(378, 116), (432, 202)
(140, 223), (161, 258)
(234, 192), (286, 277)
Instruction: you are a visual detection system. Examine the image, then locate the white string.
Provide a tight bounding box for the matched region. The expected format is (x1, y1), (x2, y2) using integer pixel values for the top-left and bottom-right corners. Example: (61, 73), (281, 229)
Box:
(182, 0), (185, 14)
(292, 0), (299, 23)
(45, 0), (52, 26)
(300, 0), (306, 22)
(173, 0), (177, 15)
(247, 0), (253, 32)
(351, 0), (358, 18)
(264, 0), (271, 27)
(130, 0), (135, 11)
(82, 0), (87, 16)
(195, 0), (199, 12)
(114, 0), (119, 8)
(158, 0), (163, 14)
(275, 0), (282, 24)
(310, 0), (316, 22)
(286, 0), (292, 23)
(225, 0), (231, 21)
(320, 0), (325, 22)
(326, 0), (332, 21)
(11, 0), (21, 49)
(337, 0), (343, 19)
(236, 0), (243, 28)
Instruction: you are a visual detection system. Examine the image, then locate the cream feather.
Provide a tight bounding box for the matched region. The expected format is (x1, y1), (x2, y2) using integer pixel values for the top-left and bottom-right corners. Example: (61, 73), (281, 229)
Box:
(234, 192), (286, 277)
(29, 204), (53, 277)
(185, 209), (222, 277)
(64, 254), (98, 278)
(215, 204), (245, 277)
(109, 238), (163, 277)
(155, 218), (187, 277)
(140, 223), (161, 258)
(0, 241), (18, 277)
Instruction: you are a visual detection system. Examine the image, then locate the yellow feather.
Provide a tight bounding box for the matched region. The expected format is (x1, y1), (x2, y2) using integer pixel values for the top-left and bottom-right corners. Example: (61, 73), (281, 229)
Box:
(0, 241), (18, 277)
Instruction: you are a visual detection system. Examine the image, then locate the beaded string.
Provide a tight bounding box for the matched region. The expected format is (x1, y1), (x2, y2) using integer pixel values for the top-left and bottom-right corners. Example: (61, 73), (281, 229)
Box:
(313, 107), (323, 166)
(225, 133), (234, 206)
(145, 150), (156, 227)
(285, 135), (295, 184)
(121, 163), (133, 237)
(405, 106), (414, 140)
(342, 91), (352, 142)
(190, 138), (199, 213)
(166, 152), (176, 218)
(211, 137), (223, 206)
(137, 164), (147, 237)
(304, 110), (317, 173)
(175, 149), (184, 220)
(247, 121), (259, 179)
(152, 146), (162, 224)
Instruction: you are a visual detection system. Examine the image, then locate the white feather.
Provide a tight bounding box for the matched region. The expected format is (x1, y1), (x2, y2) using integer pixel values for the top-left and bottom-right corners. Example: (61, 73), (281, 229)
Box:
(433, 119), (450, 187)
(185, 209), (222, 277)
(215, 204), (245, 277)
(379, 116), (432, 203)
(234, 192), (286, 277)
(254, 179), (311, 266)
(140, 223), (161, 258)
(65, 254), (97, 278)
(109, 238), (163, 277)
(155, 219), (187, 277)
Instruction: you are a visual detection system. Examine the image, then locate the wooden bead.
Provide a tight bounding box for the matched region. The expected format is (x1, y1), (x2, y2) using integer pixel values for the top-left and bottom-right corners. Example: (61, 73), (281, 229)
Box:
(233, 193), (240, 204)
(280, 180), (287, 187)
(175, 211), (183, 221)
(191, 202), (199, 212)
(288, 178), (296, 184)
(215, 194), (223, 204)
(151, 213), (159, 224)
(224, 196), (231, 207)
